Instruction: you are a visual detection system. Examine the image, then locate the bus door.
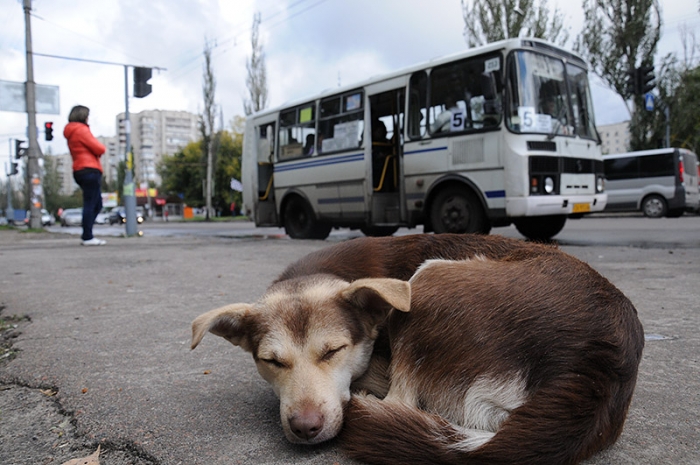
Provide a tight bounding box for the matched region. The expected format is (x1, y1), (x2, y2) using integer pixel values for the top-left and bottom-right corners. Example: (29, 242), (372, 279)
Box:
(368, 87), (406, 224)
(255, 122), (277, 225)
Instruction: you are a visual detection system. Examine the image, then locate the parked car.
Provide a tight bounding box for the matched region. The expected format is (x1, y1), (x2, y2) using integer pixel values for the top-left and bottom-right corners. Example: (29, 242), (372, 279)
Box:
(95, 208), (110, 224)
(109, 206), (145, 225)
(41, 209), (55, 226)
(60, 208), (83, 227)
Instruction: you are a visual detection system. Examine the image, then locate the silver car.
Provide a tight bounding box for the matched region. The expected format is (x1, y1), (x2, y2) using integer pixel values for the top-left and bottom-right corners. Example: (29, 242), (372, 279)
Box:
(60, 208), (83, 227)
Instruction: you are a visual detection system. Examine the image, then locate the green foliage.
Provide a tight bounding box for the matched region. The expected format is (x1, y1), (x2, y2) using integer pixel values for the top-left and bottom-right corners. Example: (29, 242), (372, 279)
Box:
(157, 121), (243, 212)
(668, 64), (700, 154)
(460, 0), (569, 48)
(157, 141), (206, 206)
(576, 0), (661, 108)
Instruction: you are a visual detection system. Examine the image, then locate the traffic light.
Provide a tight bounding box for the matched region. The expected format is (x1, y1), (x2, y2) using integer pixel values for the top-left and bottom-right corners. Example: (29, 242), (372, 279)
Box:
(10, 162), (19, 176)
(134, 67), (152, 98)
(624, 68), (638, 97)
(44, 122), (54, 141)
(15, 139), (27, 159)
(637, 65), (655, 95)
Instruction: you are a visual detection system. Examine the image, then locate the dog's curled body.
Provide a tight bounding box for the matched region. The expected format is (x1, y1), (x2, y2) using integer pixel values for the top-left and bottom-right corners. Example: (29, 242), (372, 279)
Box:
(191, 234), (643, 463)
(340, 253), (644, 465)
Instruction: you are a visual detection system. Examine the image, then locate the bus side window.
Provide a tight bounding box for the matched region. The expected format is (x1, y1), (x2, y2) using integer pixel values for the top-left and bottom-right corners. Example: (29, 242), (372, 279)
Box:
(278, 104), (315, 160)
(408, 71), (427, 140)
(318, 91), (364, 153)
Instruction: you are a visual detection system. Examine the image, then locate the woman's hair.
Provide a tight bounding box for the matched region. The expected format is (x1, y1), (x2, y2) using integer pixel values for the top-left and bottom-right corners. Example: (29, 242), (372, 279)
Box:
(68, 105), (90, 123)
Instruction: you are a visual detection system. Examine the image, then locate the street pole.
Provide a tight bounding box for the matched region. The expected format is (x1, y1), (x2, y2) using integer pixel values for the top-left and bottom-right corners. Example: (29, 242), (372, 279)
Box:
(23, 0), (43, 229)
(6, 140), (14, 222)
(123, 65), (137, 236)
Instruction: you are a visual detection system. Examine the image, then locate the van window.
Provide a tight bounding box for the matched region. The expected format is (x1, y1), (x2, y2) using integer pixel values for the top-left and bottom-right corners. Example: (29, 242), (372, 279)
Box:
(639, 154), (674, 178)
(604, 157), (638, 180)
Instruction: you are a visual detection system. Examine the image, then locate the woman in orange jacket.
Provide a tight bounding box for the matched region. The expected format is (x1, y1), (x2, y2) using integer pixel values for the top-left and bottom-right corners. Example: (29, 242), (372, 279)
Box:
(64, 105), (107, 246)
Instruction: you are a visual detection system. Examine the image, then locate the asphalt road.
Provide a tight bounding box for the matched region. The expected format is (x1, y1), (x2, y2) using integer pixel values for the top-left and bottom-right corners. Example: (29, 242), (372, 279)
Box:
(1, 216), (699, 464)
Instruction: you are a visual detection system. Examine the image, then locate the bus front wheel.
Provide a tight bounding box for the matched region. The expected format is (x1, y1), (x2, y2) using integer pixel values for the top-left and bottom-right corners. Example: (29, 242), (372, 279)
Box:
(514, 215), (567, 241)
(283, 197), (331, 240)
(430, 186), (490, 235)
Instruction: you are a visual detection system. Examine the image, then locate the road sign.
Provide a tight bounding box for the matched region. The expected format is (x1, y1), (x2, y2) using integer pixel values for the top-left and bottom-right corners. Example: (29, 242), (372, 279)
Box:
(0, 80), (60, 114)
(645, 93), (654, 111)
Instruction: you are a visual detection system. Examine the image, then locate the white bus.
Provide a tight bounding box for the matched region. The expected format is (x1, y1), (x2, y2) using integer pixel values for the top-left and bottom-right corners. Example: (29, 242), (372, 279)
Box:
(242, 38), (607, 240)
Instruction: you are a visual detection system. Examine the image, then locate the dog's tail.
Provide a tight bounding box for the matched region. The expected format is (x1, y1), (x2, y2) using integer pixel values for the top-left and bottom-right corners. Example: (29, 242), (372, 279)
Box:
(341, 379), (634, 465)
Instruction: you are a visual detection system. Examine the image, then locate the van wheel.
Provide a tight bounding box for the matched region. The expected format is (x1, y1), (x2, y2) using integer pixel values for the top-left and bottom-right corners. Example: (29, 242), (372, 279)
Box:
(283, 196), (331, 240)
(641, 195), (667, 218)
(360, 226), (399, 237)
(514, 215), (567, 241)
(430, 186), (490, 234)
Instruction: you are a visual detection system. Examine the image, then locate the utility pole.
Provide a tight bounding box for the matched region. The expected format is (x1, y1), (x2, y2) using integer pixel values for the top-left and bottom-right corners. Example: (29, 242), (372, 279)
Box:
(23, 0), (43, 229)
(122, 66), (137, 236)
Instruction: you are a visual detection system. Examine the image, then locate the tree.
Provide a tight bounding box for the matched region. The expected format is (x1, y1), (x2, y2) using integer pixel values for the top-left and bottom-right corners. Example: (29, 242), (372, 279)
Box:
(244, 12), (268, 115)
(212, 119), (244, 216)
(157, 141), (205, 206)
(575, 0), (661, 115)
(201, 38), (217, 220)
(668, 64), (700, 154)
(460, 0), (569, 48)
(41, 155), (63, 215)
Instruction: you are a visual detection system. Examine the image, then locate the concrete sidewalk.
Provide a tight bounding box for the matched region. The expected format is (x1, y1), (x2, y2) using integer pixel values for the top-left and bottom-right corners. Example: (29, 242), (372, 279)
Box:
(1, 229), (699, 464)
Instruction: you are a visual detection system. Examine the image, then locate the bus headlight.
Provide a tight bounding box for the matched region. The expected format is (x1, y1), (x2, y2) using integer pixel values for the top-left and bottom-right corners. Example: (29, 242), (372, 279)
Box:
(596, 176), (605, 193)
(544, 176), (555, 194)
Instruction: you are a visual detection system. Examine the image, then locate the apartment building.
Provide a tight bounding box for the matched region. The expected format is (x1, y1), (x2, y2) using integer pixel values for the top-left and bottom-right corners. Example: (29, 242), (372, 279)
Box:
(598, 121), (630, 155)
(97, 136), (119, 185)
(52, 152), (76, 196)
(116, 110), (199, 186)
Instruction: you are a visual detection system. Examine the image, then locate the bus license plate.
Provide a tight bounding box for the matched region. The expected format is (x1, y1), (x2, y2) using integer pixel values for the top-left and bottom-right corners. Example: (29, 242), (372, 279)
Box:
(572, 203), (590, 213)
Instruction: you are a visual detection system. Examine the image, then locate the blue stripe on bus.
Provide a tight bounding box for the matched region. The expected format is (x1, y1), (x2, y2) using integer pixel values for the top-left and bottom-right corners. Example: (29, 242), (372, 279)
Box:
(404, 146), (448, 156)
(485, 190), (506, 198)
(318, 196), (364, 205)
(274, 152), (364, 172)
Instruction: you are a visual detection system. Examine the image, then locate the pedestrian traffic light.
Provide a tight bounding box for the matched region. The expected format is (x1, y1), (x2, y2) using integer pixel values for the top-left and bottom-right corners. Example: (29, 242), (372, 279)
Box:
(10, 162), (19, 176)
(44, 122), (54, 141)
(624, 68), (638, 97)
(134, 66), (152, 98)
(14, 139), (27, 159)
(638, 65), (655, 95)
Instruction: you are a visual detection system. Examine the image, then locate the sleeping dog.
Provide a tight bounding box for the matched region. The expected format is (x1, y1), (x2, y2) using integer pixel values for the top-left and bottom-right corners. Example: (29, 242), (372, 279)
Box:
(191, 234), (643, 464)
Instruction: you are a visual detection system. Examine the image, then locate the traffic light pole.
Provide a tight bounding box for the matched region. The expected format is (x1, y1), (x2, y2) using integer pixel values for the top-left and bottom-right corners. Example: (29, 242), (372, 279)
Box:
(23, 0), (43, 229)
(123, 65), (138, 236)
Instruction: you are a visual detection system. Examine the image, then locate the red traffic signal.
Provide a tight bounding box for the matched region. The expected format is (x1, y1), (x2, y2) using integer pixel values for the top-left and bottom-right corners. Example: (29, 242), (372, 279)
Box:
(44, 122), (54, 141)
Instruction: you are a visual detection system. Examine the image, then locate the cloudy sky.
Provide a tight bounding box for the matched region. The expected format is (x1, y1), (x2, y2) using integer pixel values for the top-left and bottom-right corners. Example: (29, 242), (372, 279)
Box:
(1, 0), (698, 179)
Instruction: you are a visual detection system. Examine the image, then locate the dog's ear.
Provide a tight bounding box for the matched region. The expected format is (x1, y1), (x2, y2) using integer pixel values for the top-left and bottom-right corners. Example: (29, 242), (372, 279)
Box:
(341, 278), (411, 314)
(191, 303), (255, 351)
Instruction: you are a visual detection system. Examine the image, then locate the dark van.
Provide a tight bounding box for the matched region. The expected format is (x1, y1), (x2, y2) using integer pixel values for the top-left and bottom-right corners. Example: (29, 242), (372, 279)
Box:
(603, 148), (700, 217)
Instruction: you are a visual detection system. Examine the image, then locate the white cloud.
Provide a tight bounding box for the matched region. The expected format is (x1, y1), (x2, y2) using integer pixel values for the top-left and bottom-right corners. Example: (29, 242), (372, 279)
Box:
(1, 0), (698, 181)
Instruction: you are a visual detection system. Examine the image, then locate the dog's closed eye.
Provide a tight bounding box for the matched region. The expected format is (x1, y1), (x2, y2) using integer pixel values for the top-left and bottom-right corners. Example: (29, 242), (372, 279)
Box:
(261, 357), (288, 369)
(321, 345), (347, 362)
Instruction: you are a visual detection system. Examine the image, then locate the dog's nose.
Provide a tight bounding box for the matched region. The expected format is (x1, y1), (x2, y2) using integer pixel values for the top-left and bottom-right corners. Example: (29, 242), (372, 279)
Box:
(289, 410), (324, 441)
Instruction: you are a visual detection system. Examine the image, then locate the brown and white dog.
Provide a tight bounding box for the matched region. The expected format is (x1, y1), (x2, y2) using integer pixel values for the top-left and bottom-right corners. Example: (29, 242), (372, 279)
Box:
(191, 234), (644, 464)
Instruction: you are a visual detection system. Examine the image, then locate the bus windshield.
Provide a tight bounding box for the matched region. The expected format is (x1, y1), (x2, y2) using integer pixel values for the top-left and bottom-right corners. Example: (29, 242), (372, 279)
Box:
(507, 50), (597, 140)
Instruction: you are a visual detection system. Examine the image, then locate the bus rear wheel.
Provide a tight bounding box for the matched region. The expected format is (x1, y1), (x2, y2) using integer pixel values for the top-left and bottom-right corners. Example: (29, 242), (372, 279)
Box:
(283, 197), (331, 240)
(514, 215), (567, 241)
(430, 186), (490, 235)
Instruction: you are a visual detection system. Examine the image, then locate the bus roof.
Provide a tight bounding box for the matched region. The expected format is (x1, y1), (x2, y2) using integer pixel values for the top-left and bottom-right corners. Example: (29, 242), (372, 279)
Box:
(248, 37), (588, 120)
